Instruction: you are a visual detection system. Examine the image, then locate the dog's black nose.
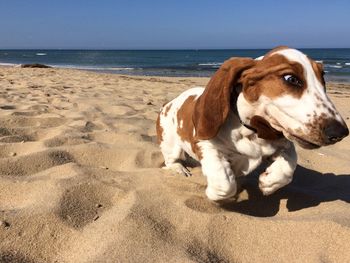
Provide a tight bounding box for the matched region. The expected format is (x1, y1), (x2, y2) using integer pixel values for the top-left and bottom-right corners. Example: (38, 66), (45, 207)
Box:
(324, 119), (349, 143)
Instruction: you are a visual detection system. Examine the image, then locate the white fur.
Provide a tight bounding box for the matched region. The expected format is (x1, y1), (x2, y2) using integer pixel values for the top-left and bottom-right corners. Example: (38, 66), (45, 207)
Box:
(159, 87), (296, 201)
(272, 49), (344, 128)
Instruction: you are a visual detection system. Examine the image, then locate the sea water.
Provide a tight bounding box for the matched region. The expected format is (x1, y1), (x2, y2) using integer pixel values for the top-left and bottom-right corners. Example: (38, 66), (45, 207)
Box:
(1, 49), (350, 82)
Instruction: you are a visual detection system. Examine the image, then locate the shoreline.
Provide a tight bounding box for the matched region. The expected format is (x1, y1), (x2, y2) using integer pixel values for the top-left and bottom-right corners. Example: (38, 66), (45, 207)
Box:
(1, 63), (350, 86)
(1, 52), (350, 83)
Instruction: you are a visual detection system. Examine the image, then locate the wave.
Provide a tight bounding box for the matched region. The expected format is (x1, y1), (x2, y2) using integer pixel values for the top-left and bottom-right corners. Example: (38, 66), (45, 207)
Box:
(0, 62), (135, 71)
(53, 65), (135, 71)
(198, 62), (222, 66)
(104, 67), (135, 71)
(0, 62), (18, 67)
(325, 64), (343, 69)
(36, 53), (47, 56)
(345, 63), (350, 66)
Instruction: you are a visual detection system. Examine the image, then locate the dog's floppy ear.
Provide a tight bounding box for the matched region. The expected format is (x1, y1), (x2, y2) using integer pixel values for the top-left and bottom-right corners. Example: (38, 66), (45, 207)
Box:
(193, 57), (256, 140)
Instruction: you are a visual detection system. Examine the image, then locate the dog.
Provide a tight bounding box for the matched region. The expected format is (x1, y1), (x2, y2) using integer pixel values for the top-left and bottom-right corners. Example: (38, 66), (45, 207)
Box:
(156, 46), (349, 201)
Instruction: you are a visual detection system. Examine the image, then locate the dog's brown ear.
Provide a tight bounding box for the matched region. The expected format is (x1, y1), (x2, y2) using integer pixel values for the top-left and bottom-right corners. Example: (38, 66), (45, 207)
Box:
(193, 57), (256, 140)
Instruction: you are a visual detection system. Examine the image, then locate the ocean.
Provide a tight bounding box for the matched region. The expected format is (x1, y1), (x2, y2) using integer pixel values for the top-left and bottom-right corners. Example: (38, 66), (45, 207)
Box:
(1, 49), (350, 82)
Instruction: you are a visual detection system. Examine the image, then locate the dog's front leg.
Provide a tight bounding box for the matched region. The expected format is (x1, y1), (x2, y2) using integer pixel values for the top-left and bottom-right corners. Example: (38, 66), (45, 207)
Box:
(259, 142), (297, 195)
(199, 143), (237, 201)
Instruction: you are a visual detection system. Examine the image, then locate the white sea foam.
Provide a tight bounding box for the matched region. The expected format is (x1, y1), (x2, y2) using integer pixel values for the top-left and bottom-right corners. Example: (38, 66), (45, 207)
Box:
(54, 65), (135, 71)
(104, 67), (134, 70)
(326, 65), (342, 69)
(345, 62), (350, 66)
(0, 62), (18, 67)
(36, 53), (47, 56)
(316, 60), (323, 63)
(198, 62), (222, 66)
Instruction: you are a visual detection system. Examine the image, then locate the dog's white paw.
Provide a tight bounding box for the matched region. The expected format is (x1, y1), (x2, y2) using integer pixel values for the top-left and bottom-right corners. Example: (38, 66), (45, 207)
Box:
(205, 180), (237, 201)
(258, 170), (292, 196)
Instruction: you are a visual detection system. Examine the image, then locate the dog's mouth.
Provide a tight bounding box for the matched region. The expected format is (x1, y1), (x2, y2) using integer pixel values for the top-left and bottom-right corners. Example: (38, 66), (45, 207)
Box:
(255, 115), (322, 149)
(272, 124), (322, 149)
(286, 133), (321, 149)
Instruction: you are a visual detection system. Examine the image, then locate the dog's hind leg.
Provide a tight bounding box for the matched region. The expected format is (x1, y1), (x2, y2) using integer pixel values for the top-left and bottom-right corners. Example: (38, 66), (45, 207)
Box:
(156, 109), (191, 177)
(160, 142), (192, 177)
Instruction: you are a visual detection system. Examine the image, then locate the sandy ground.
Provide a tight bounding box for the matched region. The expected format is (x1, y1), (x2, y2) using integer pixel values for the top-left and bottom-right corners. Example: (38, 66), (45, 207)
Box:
(0, 66), (349, 263)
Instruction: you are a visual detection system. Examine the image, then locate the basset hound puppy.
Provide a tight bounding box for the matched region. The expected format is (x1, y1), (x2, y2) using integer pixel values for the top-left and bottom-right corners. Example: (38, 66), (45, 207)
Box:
(156, 46), (349, 201)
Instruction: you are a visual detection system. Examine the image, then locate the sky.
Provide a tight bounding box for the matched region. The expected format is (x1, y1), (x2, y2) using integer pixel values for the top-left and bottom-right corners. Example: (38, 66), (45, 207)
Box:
(0, 0), (349, 49)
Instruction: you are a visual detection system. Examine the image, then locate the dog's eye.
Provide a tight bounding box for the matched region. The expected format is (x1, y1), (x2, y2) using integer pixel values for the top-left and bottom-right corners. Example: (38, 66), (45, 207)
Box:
(283, 74), (303, 88)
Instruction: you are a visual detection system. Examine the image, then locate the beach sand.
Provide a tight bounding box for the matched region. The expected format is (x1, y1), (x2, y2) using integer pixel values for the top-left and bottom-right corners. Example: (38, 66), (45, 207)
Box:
(0, 66), (349, 263)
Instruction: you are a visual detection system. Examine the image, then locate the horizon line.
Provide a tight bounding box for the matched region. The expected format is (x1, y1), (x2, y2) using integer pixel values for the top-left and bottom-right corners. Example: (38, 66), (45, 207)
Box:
(1, 47), (350, 51)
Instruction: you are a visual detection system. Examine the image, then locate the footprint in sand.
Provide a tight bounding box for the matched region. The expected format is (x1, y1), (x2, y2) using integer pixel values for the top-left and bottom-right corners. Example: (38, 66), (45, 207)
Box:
(184, 196), (221, 214)
(0, 116), (66, 143)
(0, 134), (35, 143)
(128, 204), (175, 241)
(0, 116), (65, 128)
(0, 125), (46, 143)
(11, 111), (40, 117)
(28, 104), (49, 113)
(186, 239), (229, 263)
(140, 134), (158, 143)
(44, 135), (90, 148)
(80, 121), (103, 133)
(0, 251), (36, 263)
(57, 182), (113, 228)
(0, 150), (74, 177)
(0, 105), (16, 110)
(0, 127), (11, 137)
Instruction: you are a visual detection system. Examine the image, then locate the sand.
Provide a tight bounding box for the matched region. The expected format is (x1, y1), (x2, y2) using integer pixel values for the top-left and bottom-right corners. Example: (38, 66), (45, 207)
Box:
(0, 66), (349, 263)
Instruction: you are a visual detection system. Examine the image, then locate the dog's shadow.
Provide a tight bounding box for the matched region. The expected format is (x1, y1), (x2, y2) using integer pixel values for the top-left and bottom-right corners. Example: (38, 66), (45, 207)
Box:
(219, 165), (350, 217)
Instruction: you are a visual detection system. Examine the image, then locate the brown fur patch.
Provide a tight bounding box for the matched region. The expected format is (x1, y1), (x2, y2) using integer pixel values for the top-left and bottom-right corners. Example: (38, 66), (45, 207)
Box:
(240, 54), (306, 102)
(164, 103), (172, 117)
(177, 95), (202, 159)
(250, 116), (283, 140)
(264, 46), (290, 58)
(308, 57), (326, 86)
(301, 111), (338, 146)
(156, 113), (163, 144)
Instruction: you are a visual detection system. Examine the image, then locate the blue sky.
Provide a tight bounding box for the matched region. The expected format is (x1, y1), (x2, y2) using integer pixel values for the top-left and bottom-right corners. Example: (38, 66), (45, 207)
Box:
(0, 0), (349, 49)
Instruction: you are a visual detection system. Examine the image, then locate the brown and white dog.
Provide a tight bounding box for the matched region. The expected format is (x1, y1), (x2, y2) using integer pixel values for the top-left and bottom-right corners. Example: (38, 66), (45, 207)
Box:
(156, 47), (349, 201)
